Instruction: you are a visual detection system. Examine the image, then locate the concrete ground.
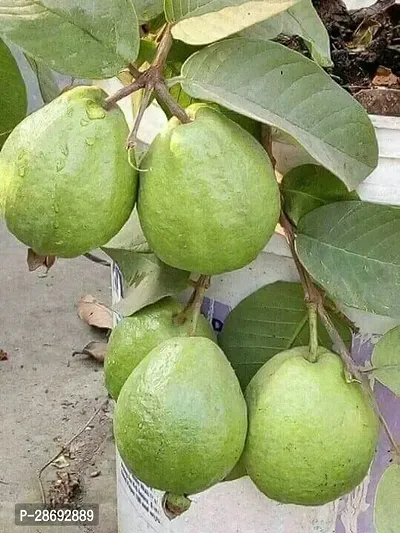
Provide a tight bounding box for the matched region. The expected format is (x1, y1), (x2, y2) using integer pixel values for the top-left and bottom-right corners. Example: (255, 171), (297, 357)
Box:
(0, 222), (117, 533)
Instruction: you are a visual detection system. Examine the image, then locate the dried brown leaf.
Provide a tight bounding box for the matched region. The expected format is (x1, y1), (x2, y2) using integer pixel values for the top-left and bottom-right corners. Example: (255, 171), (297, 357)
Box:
(0, 349), (8, 361)
(27, 249), (56, 272)
(77, 295), (112, 330)
(50, 455), (70, 469)
(48, 472), (80, 508)
(72, 341), (107, 363)
(372, 66), (400, 87)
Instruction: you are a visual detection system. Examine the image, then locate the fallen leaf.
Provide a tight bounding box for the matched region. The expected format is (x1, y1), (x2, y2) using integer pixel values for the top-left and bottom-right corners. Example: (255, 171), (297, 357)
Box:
(77, 295), (113, 330)
(372, 66), (400, 87)
(51, 455), (70, 469)
(72, 341), (107, 363)
(48, 472), (80, 508)
(347, 20), (380, 51)
(0, 349), (8, 361)
(27, 248), (56, 272)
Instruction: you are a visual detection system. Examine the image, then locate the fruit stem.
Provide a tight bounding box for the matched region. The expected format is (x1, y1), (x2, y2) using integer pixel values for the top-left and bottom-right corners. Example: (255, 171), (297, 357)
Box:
(173, 275), (211, 334)
(306, 302), (318, 363)
(162, 492), (191, 519)
(126, 86), (153, 148)
(189, 275), (211, 336)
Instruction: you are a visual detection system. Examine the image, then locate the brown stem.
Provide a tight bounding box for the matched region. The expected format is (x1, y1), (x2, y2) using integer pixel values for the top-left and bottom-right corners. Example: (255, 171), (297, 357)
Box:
(103, 77), (146, 110)
(189, 275), (211, 335)
(154, 81), (191, 124)
(128, 63), (142, 79)
(103, 24), (190, 127)
(152, 24), (173, 69)
(126, 86), (153, 148)
(173, 275), (211, 332)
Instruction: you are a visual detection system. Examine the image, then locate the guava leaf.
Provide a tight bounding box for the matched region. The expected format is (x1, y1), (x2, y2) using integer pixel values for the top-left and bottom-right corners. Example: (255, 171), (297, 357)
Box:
(281, 164), (359, 225)
(218, 281), (352, 389)
(296, 201), (400, 317)
(371, 326), (400, 395)
(374, 465), (400, 533)
(180, 38), (378, 189)
(25, 55), (60, 104)
(103, 250), (190, 316)
(241, 0), (332, 67)
(135, 0), (164, 23)
(0, 38), (26, 149)
(0, 0), (139, 78)
(103, 209), (150, 254)
(166, 0), (300, 45)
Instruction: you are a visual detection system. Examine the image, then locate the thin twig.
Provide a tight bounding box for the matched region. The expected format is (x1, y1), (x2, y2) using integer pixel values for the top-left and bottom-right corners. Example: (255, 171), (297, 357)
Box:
(83, 253), (110, 267)
(307, 303), (318, 363)
(103, 78), (146, 110)
(173, 275), (210, 329)
(126, 86), (153, 148)
(38, 399), (109, 504)
(128, 63), (142, 79)
(190, 275), (211, 335)
(154, 81), (191, 124)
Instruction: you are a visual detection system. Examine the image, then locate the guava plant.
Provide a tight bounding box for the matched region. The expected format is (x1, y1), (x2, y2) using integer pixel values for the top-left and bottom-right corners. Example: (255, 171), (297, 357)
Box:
(1, 0), (399, 528)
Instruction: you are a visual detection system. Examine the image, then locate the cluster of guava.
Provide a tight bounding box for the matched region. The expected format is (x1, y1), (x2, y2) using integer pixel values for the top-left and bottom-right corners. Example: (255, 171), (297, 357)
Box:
(0, 87), (379, 512)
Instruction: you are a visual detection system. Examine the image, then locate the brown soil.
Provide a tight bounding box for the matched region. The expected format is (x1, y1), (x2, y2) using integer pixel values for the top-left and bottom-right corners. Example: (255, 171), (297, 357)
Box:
(313, 0), (400, 115)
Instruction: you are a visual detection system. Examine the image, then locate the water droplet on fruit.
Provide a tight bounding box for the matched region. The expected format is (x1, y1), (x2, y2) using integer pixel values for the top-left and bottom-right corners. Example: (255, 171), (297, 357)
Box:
(66, 107), (73, 117)
(85, 137), (95, 146)
(56, 159), (65, 172)
(54, 204), (60, 214)
(18, 166), (25, 177)
(54, 221), (59, 229)
(138, 423), (143, 429)
(85, 100), (105, 120)
(80, 118), (89, 126)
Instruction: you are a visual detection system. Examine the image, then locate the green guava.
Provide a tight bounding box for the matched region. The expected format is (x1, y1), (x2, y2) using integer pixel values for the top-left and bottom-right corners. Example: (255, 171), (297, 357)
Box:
(138, 104), (279, 275)
(243, 346), (379, 505)
(114, 336), (248, 494)
(104, 297), (216, 400)
(0, 86), (137, 257)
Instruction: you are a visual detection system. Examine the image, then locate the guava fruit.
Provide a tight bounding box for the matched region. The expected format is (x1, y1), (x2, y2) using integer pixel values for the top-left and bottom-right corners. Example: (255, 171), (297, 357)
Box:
(114, 336), (248, 494)
(243, 346), (379, 505)
(104, 297), (216, 400)
(0, 86), (137, 257)
(138, 104), (279, 275)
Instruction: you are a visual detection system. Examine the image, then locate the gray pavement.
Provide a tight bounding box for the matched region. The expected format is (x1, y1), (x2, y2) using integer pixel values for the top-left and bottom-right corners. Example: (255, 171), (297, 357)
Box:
(0, 222), (116, 533)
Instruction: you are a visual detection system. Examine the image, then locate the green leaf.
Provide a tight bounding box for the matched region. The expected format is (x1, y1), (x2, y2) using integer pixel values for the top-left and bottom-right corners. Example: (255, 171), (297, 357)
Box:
(241, 0), (332, 67)
(218, 281), (352, 389)
(105, 250), (190, 316)
(0, 39), (27, 149)
(135, 0), (164, 23)
(371, 326), (400, 395)
(281, 164), (359, 225)
(297, 201), (400, 318)
(25, 55), (60, 104)
(180, 38), (378, 189)
(103, 209), (150, 254)
(103, 211), (189, 315)
(374, 465), (400, 533)
(0, 1), (140, 78)
(167, 0), (300, 45)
